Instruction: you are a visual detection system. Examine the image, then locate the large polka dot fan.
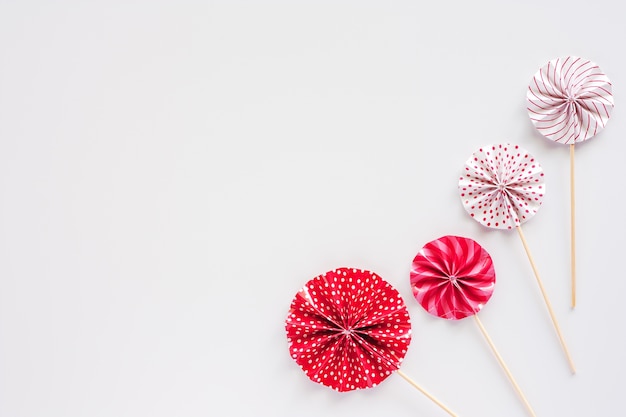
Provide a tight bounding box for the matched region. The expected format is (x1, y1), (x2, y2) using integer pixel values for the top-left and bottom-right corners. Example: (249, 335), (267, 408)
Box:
(410, 235), (537, 417)
(527, 56), (614, 307)
(459, 143), (575, 374)
(286, 267), (458, 417)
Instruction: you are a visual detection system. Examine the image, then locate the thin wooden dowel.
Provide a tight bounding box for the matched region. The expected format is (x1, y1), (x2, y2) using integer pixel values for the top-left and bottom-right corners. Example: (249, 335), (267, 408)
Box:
(570, 143), (576, 308)
(517, 225), (576, 374)
(473, 315), (537, 417)
(396, 369), (458, 417)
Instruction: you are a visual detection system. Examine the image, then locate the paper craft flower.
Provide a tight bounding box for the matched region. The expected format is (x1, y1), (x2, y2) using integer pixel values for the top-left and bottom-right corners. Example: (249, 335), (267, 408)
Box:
(410, 236), (495, 320)
(409, 236), (538, 416)
(285, 267), (411, 392)
(527, 56), (614, 144)
(458, 144), (545, 230)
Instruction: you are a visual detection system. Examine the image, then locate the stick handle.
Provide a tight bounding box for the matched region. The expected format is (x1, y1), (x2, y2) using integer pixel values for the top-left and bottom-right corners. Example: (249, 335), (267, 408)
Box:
(396, 369), (458, 417)
(517, 225), (576, 374)
(473, 315), (537, 417)
(570, 143), (576, 308)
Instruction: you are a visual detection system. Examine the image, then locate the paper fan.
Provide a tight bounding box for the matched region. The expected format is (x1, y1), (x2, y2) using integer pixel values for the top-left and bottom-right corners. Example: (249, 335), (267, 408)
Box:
(286, 267), (458, 416)
(459, 144), (575, 374)
(527, 56), (614, 307)
(410, 235), (495, 320)
(459, 143), (545, 230)
(410, 236), (536, 417)
(527, 56), (613, 145)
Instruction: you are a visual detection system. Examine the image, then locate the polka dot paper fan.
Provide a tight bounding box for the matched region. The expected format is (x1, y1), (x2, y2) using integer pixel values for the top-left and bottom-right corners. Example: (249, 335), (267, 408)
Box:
(527, 56), (613, 144)
(410, 235), (495, 320)
(285, 267), (411, 392)
(459, 144), (545, 230)
(458, 147), (576, 373)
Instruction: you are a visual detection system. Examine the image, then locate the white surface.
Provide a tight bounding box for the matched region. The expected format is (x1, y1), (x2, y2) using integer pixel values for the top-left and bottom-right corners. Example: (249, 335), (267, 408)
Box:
(0, 1), (624, 416)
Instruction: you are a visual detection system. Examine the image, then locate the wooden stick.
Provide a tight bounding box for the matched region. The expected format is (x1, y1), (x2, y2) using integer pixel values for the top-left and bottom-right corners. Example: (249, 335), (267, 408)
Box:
(570, 143), (576, 308)
(473, 315), (537, 417)
(517, 225), (576, 374)
(396, 369), (458, 417)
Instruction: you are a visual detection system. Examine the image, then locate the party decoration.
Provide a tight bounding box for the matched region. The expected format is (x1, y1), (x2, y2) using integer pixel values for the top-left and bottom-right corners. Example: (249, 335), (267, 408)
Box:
(411, 235), (495, 319)
(459, 144), (576, 374)
(459, 144), (544, 230)
(286, 267), (458, 416)
(411, 236), (536, 417)
(527, 56), (613, 144)
(527, 55), (614, 307)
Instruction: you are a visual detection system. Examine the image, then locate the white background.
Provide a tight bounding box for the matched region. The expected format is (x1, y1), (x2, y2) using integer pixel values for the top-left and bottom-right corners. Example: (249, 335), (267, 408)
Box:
(0, 1), (624, 416)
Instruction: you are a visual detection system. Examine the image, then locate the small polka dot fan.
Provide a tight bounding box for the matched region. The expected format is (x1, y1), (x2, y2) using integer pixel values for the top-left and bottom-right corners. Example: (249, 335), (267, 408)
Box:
(458, 143), (575, 374)
(410, 235), (536, 417)
(286, 267), (458, 417)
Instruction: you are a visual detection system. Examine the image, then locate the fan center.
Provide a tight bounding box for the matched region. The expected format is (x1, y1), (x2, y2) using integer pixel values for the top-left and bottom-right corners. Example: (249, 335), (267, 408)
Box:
(341, 328), (354, 336)
(448, 275), (458, 284)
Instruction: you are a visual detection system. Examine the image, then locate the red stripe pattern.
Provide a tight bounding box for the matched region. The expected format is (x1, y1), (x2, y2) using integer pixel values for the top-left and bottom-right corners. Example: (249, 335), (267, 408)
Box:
(459, 144), (545, 230)
(410, 236), (495, 320)
(527, 56), (613, 144)
(286, 268), (411, 392)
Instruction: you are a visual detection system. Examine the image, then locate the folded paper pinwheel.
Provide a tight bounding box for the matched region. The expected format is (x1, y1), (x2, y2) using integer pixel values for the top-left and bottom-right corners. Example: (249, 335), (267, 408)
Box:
(458, 143), (575, 374)
(286, 267), (458, 416)
(527, 56), (614, 307)
(410, 235), (536, 417)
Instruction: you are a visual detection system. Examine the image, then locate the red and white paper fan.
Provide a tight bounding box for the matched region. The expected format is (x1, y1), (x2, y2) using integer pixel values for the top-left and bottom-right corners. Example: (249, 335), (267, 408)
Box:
(459, 144), (576, 374)
(459, 144), (544, 230)
(527, 56), (614, 307)
(411, 235), (495, 320)
(527, 56), (613, 144)
(410, 236), (536, 417)
(286, 267), (458, 416)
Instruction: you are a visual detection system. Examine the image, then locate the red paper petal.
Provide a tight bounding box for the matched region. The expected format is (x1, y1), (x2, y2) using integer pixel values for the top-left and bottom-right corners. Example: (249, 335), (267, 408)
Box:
(286, 268), (411, 392)
(458, 144), (545, 230)
(527, 56), (613, 144)
(410, 236), (495, 320)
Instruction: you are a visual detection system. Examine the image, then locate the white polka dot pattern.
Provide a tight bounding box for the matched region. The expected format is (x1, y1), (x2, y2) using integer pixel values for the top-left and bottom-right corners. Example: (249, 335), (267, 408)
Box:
(410, 236), (495, 320)
(527, 56), (613, 144)
(459, 144), (545, 230)
(285, 267), (412, 392)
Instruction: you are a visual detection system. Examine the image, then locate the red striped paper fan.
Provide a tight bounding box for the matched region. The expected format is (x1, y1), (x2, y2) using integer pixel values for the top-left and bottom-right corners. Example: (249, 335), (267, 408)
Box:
(410, 236), (495, 320)
(409, 236), (538, 416)
(527, 56), (614, 144)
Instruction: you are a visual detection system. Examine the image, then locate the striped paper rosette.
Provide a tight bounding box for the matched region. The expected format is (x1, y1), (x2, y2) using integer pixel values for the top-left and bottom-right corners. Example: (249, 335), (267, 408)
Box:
(527, 56), (614, 309)
(410, 235), (495, 320)
(527, 56), (614, 144)
(409, 236), (538, 417)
